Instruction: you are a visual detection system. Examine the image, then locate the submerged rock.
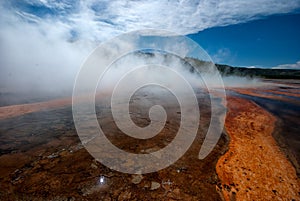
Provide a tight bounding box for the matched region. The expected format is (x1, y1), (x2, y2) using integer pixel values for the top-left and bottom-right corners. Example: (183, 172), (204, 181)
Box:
(131, 174), (143, 184)
(150, 181), (160, 190)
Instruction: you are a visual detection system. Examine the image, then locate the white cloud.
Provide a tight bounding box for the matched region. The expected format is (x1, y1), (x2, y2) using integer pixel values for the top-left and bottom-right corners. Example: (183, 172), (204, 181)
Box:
(2, 0), (300, 41)
(0, 3), (95, 94)
(0, 0), (299, 95)
(99, 0), (300, 36)
(272, 61), (300, 69)
(77, 0), (300, 40)
(212, 48), (232, 63)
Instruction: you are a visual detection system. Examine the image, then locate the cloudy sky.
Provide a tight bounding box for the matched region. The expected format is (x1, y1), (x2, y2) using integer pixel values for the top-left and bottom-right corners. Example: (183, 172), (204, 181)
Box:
(1, 0), (300, 91)
(189, 13), (300, 68)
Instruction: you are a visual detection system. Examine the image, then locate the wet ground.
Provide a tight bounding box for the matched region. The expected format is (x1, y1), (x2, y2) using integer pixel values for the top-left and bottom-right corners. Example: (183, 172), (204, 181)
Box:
(0, 79), (299, 200)
(0, 88), (227, 200)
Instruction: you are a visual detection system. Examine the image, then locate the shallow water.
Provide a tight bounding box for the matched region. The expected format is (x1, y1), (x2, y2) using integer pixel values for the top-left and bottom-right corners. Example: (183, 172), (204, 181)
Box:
(0, 79), (299, 200)
(0, 88), (227, 200)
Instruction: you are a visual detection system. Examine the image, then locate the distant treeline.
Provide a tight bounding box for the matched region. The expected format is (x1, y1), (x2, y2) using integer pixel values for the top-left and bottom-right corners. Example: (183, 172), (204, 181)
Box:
(186, 57), (300, 79)
(134, 52), (300, 79)
(215, 64), (300, 79)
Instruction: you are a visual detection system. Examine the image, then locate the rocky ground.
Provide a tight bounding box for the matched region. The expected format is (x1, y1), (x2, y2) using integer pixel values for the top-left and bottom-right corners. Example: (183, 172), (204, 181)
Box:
(0, 88), (227, 200)
(0, 79), (299, 200)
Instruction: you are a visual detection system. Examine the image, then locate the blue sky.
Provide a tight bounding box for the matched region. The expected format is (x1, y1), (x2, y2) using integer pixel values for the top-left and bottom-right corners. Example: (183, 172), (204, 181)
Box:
(188, 13), (300, 68)
(1, 0), (300, 77)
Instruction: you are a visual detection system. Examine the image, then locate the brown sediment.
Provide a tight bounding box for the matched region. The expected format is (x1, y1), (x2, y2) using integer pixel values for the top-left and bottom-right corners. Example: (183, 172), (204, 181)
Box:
(230, 88), (300, 105)
(0, 93), (113, 120)
(0, 90), (226, 200)
(216, 96), (300, 201)
(0, 98), (71, 120)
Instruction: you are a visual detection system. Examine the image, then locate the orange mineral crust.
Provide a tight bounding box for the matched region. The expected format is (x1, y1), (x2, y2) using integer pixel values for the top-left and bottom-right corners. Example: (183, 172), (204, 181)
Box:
(0, 98), (71, 120)
(216, 97), (300, 200)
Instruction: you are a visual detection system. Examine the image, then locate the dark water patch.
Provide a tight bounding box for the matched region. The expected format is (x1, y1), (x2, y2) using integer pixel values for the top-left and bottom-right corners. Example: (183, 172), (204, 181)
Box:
(279, 86), (294, 89)
(0, 106), (77, 155)
(277, 88), (300, 95)
(254, 90), (300, 102)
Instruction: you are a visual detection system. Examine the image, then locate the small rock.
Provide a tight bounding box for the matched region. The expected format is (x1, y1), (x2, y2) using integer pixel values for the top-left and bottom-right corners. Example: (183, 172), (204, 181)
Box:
(131, 174), (143, 184)
(91, 163), (98, 169)
(150, 181), (160, 190)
